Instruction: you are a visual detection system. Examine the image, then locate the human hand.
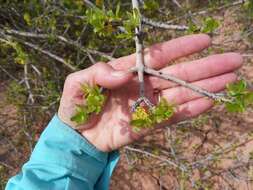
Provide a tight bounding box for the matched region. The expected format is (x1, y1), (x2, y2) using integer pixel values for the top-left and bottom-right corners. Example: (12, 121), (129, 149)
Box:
(58, 34), (242, 152)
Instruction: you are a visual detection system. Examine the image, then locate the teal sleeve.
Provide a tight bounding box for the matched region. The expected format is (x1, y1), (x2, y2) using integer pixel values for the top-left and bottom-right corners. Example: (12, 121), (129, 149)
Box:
(5, 115), (120, 190)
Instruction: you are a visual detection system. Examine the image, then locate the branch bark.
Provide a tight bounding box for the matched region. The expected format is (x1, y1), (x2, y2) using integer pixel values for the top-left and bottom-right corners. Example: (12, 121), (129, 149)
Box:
(144, 67), (232, 103)
(125, 146), (185, 171)
(2, 29), (115, 61)
(132, 0), (145, 98)
(24, 63), (35, 104)
(142, 17), (188, 30)
(0, 32), (78, 71)
(21, 40), (78, 71)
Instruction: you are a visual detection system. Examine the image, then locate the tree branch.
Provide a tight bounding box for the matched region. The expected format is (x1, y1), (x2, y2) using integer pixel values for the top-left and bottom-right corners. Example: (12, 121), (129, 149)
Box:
(0, 31), (78, 71)
(166, 0), (245, 24)
(0, 64), (18, 81)
(20, 40), (78, 71)
(125, 146), (185, 171)
(2, 29), (115, 61)
(144, 67), (232, 103)
(24, 63), (35, 104)
(142, 17), (188, 30)
(132, 0), (145, 98)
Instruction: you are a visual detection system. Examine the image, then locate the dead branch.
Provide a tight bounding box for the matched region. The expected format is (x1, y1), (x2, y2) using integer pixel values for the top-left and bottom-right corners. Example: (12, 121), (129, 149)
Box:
(167, 0), (245, 24)
(24, 63), (35, 104)
(0, 64), (18, 81)
(125, 146), (185, 171)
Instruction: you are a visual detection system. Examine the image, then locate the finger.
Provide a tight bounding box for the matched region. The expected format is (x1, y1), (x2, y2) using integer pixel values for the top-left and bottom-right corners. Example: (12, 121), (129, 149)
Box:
(65, 62), (133, 91)
(161, 73), (237, 105)
(109, 34), (211, 70)
(168, 97), (214, 125)
(150, 53), (243, 90)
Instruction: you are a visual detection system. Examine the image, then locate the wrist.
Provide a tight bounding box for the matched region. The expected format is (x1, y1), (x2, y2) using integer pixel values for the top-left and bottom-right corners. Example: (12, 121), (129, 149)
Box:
(57, 112), (111, 152)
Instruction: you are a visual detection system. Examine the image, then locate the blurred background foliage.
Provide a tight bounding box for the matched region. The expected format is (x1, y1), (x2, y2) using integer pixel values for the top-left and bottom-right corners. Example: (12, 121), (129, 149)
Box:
(0, 0), (253, 189)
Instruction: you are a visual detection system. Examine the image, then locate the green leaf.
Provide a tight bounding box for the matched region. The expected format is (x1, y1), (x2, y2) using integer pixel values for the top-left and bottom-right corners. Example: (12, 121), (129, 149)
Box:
(227, 80), (247, 96)
(130, 99), (175, 132)
(71, 105), (88, 124)
(187, 20), (200, 34)
(225, 101), (245, 113)
(115, 2), (121, 18)
(96, 0), (104, 7)
(86, 6), (121, 37)
(24, 12), (32, 26)
(71, 84), (106, 125)
(225, 80), (253, 113)
(151, 98), (174, 123)
(201, 17), (219, 33)
(130, 107), (153, 128)
(245, 92), (253, 106)
(244, 0), (253, 17)
(143, 0), (159, 11)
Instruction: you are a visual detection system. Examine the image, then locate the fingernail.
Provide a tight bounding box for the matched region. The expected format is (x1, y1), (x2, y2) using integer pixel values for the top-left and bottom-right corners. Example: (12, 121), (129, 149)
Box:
(111, 70), (128, 77)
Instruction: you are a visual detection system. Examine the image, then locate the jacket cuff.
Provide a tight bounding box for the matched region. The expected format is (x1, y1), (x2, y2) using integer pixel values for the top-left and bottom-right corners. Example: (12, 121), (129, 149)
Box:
(29, 115), (110, 185)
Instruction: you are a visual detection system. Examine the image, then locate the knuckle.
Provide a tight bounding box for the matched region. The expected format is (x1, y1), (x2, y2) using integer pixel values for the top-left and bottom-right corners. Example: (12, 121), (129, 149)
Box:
(93, 62), (106, 69)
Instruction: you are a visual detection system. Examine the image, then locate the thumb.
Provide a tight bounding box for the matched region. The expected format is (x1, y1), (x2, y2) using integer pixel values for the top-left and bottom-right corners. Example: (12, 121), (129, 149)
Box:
(92, 62), (133, 89)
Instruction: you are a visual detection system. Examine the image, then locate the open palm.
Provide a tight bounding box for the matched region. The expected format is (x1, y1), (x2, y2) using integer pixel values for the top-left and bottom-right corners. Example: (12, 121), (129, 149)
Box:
(58, 34), (242, 152)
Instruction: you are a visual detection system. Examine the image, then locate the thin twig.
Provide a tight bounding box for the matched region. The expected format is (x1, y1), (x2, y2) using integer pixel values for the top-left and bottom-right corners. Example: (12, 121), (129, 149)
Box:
(0, 161), (15, 170)
(0, 32), (78, 71)
(2, 29), (115, 61)
(83, 0), (96, 8)
(24, 63), (35, 104)
(166, 0), (245, 24)
(0, 65), (18, 81)
(191, 134), (253, 169)
(142, 17), (188, 30)
(171, 0), (182, 9)
(86, 51), (96, 64)
(125, 146), (185, 171)
(144, 67), (232, 103)
(132, 0), (145, 98)
(131, 0), (155, 111)
(87, 49), (115, 61)
(21, 40), (78, 71)
(31, 64), (42, 76)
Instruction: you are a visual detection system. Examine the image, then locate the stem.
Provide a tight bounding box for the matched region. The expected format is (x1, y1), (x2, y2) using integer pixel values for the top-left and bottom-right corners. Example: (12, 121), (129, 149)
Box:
(144, 67), (232, 103)
(0, 32), (78, 71)
(24, 63), (35, 104)
(1, 29), (115, 61)
(125, 146), (185, 171)
(142, 17), (188, 30)
(132, 0), (145, 98)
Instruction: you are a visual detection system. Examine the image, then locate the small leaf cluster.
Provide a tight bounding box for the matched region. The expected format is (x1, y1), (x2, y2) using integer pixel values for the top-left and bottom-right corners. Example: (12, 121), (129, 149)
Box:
(86, 4), (140, 39)
(117, 8), (140, 39)
(1, 41), (28, 65)
(188, 17), (219, 34)
(86, 5), (121, 37)
(143, 0), (159, 12)
(13, 44), (29, 65)
(225, 80), (253, 112)
(201, 17), (220, 33)
(244, 0), (253, 17)
(71, 84), (106, 125)
(130, 98), (174, 132)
